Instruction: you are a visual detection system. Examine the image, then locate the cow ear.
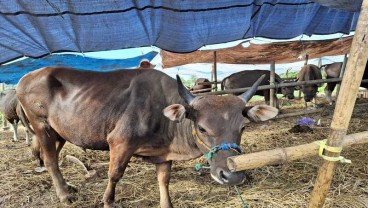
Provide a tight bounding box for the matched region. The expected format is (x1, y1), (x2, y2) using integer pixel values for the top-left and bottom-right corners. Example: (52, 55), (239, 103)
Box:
(244, 105), (278, 122)
(163, 104), (187, 122)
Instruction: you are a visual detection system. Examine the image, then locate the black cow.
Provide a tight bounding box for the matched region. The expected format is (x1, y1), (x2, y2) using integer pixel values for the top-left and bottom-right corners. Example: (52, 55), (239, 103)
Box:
(323, 61), (368, 104)
(297, 64), (323, 108)
(17, 67), (278, 208)
(221, 70), (296, 108)
(0, 89), (30, 144)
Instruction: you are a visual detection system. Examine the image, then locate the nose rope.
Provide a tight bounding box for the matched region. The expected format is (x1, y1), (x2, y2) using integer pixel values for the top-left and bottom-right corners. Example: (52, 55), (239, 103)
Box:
(192, 125), (248, 208)
(192, 125), (242, 160)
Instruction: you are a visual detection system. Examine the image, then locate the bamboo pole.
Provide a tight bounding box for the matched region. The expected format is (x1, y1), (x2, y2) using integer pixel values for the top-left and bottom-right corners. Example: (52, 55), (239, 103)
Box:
(274, 102), (368, 119)
(227, 131), (368, 172)
(197, 78), (368, 96)
(336, 54), (348, 98)
(270, 61), (276, 107)
(309, 1), (368, 207)
(213, 51), (218, 91)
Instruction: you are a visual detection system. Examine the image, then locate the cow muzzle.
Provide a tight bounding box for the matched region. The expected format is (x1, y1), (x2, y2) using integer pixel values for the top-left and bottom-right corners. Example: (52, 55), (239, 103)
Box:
(287, 94), (295, 99)
(212, 168), (246, 185)
(206, 143), (246, 185)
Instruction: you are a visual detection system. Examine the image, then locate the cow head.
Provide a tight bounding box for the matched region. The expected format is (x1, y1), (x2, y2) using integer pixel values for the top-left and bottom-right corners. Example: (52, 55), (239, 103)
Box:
(301, 85), (318, 102)
(163, 75), (278, 185)
(276, 77), (295, 100)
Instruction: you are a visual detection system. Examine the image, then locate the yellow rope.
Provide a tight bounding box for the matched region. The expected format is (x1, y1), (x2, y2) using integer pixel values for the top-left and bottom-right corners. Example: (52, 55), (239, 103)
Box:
(314, 139), (351, 163)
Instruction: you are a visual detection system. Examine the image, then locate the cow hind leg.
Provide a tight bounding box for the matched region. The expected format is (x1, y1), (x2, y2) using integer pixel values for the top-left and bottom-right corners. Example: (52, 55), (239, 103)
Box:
(103, 141), (135, 208)
(25, 129), (31, 145)
(156, 161), (173, 208)
(11, 122), (19, 142)
(33, 125), (74, 204)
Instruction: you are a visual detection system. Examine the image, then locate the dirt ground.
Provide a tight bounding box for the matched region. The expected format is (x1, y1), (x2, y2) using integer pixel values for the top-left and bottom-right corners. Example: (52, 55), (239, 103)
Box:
(0, 97), (367, 208)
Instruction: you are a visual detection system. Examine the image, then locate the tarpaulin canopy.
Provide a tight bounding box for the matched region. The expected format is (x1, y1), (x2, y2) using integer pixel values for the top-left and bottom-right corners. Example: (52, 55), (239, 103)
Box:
(0, 51), (157, 84)
(0, 0), (362, 65)
(161, 36), (353, 67)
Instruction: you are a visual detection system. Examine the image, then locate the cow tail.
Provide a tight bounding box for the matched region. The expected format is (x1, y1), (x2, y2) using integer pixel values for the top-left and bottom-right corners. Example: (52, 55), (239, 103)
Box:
(19, 105), (43, 166)
(221, 78), (226, 91)
(19, 105), (35, 135)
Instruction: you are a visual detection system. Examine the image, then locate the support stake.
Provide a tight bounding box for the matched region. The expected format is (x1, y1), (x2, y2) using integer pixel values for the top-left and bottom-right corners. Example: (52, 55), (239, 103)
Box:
(308, 1), (368, 207)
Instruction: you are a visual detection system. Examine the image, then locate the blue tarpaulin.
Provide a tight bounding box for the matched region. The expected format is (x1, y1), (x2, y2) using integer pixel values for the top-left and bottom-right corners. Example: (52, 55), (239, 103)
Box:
(0, 0), (362, 65)
(0, 51), (157, 84)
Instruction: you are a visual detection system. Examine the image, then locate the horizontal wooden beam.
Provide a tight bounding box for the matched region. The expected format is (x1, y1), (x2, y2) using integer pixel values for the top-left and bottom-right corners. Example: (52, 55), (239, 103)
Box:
(227, 130), (368, 172)
(197, 79), (368, 96)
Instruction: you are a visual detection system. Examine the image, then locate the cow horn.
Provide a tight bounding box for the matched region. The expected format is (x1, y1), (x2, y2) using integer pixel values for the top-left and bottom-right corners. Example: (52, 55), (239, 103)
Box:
(238, 74), (266, 103)
(176, 75), (195, 104)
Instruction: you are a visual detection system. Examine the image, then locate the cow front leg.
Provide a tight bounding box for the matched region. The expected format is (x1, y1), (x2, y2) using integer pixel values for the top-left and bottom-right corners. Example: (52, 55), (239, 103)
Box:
(324, 88), (333, 105)
(156, 161), (173, 208)
(11, 122), (19, 142)
(312, 97), (317, 108)
(103, 143), (134, 208)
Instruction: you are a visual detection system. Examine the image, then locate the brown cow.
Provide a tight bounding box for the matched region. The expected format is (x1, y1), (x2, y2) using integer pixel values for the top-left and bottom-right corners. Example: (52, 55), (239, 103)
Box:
(297, 64), (323, 108)
(17, 67), (278, 208)
(138, 59), (156, 69)
(190, 78), (212, 93)
(0, 89), (31, 144)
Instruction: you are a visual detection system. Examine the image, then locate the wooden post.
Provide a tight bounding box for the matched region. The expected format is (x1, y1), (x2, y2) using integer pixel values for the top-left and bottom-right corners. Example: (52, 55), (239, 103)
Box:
(270, 61), (276, 107)
(317, 58), (322, 68)
(212, 51), (218, 91)
(304, 54), (309, 65)
(309, 1), (368, 207)
(336, 54), (348, 98)
(1, 83), (9, 130)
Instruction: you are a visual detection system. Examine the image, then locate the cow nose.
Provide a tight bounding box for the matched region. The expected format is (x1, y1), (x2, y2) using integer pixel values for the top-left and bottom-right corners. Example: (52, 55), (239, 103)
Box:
(287, 94), (294, 99)
(217, 168), (245, 185)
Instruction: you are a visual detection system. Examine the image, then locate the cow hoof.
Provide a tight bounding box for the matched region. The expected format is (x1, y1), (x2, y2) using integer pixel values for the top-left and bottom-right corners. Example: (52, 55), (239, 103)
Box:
(103, 203), (115, 208)
(34, 166), (47, 173)
(60, 194), (75, 205)
(66, 183), (78, 193)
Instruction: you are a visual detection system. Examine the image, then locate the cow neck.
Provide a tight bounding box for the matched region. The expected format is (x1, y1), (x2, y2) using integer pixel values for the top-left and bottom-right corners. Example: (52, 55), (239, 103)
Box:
(170, 118), (202, 160)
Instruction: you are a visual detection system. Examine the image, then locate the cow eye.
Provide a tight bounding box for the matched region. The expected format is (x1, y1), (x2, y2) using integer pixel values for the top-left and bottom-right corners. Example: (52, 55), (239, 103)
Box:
(198, 125), (207, 133)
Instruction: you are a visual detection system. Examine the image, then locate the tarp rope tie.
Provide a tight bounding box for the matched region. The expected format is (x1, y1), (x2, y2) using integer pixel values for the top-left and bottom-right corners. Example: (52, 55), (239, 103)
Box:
(314, 139), (351, 163)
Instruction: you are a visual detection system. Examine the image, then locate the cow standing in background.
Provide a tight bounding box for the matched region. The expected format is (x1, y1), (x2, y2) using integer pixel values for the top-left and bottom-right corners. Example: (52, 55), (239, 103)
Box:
(323, 61), (368, 105)
(0, 89), (31, 144)
(138, 59), (156, 69)
(297, 64), (323, 108)
(221, 70), (296, 108)
(17, 66), (278, 207)
(190, 78), (212, 93)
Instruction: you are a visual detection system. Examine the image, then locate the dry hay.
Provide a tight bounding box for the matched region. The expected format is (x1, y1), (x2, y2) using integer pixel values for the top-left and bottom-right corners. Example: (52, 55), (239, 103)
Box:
(0, 98), (367, 208)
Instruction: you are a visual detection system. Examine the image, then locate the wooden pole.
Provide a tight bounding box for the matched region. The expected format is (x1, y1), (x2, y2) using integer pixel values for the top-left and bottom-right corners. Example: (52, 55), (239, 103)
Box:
(212, 51), (218, 91)
(309, 1), (368, 207)
(270, 61), (276, 107)
(336, 54), (348, 98)
(227, 130), (368, 172)
(197, 78), (368, 96)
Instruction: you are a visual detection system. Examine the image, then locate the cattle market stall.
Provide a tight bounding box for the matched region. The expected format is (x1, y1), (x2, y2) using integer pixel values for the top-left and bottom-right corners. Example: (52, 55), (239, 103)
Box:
(0, 1), (367, 208)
